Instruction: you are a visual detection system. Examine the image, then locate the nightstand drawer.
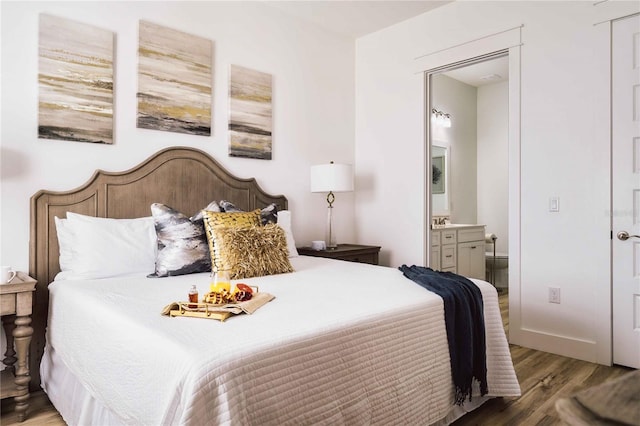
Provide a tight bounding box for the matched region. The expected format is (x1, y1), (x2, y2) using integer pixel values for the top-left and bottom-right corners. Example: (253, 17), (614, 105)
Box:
(297, 244), (381, 265)
(0, 293), (16, 314)
(338, 252), (379, 265)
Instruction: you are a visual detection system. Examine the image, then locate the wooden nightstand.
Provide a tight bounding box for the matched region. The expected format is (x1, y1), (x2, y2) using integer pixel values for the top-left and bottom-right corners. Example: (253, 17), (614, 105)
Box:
(297, 244), (381, 265)
(1, 272), (36, 422)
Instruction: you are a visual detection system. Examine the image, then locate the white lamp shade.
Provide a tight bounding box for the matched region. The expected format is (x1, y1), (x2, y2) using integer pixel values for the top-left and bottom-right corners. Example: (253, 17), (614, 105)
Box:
(310, 163), (354, 193)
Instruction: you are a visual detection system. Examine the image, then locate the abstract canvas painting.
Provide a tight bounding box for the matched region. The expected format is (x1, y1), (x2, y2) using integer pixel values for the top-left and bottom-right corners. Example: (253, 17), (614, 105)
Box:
(137, 21), (212, 136)
(229, 65), (272, 160)
(38, 14), (114, 144)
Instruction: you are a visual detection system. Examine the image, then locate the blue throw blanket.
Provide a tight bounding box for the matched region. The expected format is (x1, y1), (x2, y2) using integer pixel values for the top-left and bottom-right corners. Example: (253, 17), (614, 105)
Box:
(399, 265), (488, 405)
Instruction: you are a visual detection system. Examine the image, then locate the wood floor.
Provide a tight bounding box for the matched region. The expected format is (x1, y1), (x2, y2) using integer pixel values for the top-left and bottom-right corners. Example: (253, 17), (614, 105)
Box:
(453, 291), (632, 425)
(1, 291), (632, 426)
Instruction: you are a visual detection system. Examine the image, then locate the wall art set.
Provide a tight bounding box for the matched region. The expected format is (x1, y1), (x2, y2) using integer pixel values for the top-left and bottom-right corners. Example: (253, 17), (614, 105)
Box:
(38, 14), (114, 144)
(137, 21), (212, 136)
(37, 14), (273, 160)
(228, 65), (272, 160)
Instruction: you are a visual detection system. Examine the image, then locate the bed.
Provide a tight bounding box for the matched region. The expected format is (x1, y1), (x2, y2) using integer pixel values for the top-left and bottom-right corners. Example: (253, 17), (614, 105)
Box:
(29, 146), (520, 425)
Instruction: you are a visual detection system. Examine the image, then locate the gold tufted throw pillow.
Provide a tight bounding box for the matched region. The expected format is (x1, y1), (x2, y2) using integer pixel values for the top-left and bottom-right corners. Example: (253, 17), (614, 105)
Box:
(212, 223), (294, 279)
(202, 209), (261, 272)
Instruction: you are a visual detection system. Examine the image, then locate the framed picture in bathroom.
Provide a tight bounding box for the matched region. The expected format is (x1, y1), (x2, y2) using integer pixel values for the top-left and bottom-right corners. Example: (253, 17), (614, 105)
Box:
(432, 155), (445, 194)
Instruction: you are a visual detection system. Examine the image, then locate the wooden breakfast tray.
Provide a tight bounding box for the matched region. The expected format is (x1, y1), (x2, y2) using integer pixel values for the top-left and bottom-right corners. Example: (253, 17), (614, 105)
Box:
(165, 292), (275, 322)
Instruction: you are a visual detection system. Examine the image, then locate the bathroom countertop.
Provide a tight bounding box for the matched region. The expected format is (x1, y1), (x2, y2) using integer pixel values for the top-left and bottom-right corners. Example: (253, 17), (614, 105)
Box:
(431, 223), (485, 229)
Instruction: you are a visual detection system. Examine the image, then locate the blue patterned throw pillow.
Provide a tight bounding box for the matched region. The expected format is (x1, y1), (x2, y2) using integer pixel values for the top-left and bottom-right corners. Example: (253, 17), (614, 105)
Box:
(148, 201), (220, 278)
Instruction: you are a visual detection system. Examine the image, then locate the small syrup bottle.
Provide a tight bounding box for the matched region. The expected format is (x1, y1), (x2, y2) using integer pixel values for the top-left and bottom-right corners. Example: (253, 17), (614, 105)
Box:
(188, 285), (198, 308)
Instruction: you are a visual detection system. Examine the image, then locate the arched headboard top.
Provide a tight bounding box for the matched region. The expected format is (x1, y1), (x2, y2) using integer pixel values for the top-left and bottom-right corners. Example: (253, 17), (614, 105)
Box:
(29, 146), (287, 389)
(30, 146), (287, 283)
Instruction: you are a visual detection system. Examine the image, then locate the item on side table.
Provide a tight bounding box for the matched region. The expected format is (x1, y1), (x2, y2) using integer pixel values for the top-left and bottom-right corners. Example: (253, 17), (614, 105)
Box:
(311, 240), (326, 251)
(1, 266), (16, 284)
(310, 161), (354, 248)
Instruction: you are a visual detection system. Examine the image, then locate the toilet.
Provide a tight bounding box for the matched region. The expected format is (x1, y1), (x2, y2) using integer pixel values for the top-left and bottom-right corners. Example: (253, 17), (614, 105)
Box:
(485, 252), (508, 289)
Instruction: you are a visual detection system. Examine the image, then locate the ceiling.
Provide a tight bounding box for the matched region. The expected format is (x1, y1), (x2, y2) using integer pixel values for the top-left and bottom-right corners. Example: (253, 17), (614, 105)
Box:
(265, 1), (451, 39)
(442, 55), (510, 87)
(265, 1), (507, 86)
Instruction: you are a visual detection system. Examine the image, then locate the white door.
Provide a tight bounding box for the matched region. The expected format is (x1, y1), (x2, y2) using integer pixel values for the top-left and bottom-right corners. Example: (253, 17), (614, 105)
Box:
(612, 14), (640, 369)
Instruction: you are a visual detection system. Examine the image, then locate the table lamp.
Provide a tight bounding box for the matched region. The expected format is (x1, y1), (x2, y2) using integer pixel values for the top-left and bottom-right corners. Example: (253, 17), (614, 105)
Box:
(310, 161), (354, 249)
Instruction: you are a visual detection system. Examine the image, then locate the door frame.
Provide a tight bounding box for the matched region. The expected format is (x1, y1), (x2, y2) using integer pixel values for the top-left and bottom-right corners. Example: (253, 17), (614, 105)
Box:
(609, 13), (640, 368)
(593, 17), (614, 366)
(416, 27), (522, 342)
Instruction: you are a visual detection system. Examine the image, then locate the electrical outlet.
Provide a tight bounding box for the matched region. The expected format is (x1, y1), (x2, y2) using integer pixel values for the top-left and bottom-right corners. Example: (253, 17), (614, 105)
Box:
(549, 287), (561, 304)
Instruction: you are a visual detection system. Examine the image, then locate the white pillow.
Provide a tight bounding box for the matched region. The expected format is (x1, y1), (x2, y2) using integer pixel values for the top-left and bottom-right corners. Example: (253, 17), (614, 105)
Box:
(54, 216), (74, 272)
(277, 210), (298, 257)
(56, 212), (157, 280)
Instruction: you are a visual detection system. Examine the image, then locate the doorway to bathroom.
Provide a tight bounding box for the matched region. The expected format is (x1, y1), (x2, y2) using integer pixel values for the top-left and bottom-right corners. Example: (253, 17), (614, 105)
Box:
(417, 26), (522, 344)
(426, 51), (510, 290)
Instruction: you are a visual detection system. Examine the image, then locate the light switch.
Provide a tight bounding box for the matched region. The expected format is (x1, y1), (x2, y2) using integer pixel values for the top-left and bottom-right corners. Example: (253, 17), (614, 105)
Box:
(549, 197), (560, 212)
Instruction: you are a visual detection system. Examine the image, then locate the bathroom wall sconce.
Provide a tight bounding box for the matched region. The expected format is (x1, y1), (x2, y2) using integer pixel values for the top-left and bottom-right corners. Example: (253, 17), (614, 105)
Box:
(431, 108), (452, 128)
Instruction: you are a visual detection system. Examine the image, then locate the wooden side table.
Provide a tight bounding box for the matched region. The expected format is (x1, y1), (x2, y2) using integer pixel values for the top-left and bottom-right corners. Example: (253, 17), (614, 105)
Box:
(297, 244), (381, 265)
(1, 272), (36, 422)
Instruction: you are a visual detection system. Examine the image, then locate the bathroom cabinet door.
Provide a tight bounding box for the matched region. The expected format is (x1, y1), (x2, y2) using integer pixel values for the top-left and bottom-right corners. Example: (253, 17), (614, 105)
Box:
(430, 230), (441, 270)
(431, 246), (441, 271)
(458, 241), (485, 280)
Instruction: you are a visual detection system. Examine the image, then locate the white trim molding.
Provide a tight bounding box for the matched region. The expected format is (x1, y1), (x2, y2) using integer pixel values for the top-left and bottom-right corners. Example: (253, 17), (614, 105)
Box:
(418, 28), (522, 348)
(413, 25), (522, 74)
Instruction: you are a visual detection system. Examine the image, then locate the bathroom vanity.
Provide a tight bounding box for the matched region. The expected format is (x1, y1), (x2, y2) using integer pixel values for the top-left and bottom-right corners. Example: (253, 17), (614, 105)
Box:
(431, 224), (486, 280)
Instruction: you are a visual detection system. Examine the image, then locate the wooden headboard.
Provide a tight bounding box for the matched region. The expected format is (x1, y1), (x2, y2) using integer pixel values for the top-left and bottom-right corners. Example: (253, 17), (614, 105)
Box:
(29, 146), (287, 389)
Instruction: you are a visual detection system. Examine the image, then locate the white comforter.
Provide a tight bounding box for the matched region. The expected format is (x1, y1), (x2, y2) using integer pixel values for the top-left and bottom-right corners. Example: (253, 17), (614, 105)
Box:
(43, 256), (520, 425)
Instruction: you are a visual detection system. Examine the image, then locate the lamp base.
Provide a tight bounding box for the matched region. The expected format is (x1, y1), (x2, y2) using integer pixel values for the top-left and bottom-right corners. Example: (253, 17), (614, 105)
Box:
(325, 203), (337, 249)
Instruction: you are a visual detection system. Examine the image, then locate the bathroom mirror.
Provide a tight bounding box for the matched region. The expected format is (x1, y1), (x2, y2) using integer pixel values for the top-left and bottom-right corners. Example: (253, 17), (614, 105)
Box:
(432, 144), (449, 215)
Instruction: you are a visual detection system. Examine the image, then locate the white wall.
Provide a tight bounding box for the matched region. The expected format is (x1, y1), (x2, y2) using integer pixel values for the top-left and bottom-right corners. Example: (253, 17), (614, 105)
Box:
(355, 1), (639, 363)
(0, 1), (356, 272)
(477, 81), (509, 254)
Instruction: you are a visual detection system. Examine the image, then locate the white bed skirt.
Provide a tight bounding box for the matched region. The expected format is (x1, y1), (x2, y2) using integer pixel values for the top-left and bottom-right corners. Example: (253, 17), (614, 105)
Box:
(41, 345), (124, 426)
(41, 337), (492, 426)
